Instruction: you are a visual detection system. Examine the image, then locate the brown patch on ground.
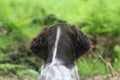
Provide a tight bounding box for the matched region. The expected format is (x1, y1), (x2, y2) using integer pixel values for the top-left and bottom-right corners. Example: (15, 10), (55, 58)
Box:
(0, 73), (120, 80)
(84, 73), (120, 80)
(0, 77), (37, 80)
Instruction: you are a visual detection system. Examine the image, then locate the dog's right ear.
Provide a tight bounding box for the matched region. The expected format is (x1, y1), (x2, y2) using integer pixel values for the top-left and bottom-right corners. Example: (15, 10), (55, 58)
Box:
(30, 27), (49, 61)
(70, 25), (91, 59)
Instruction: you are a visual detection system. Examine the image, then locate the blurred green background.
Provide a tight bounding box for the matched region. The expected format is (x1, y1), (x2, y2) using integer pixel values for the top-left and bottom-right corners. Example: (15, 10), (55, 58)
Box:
(0, 0), (120, 79)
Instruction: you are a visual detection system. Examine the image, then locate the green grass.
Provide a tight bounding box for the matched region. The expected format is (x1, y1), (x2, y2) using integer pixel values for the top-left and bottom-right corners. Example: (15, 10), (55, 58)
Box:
(113, 45), (120, 71)
(76, 45), (120, 78)
(77, 57), (109, 78)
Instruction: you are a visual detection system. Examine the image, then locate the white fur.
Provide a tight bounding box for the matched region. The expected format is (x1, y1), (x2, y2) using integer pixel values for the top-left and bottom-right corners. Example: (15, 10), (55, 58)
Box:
(51, 26), (61, 65)
(40, 64), (80, 80)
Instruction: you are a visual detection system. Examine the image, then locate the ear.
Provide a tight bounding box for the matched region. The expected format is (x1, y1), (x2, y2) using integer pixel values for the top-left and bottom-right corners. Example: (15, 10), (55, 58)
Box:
(70, 25), (91, 59)
(30, 27), (48, 61)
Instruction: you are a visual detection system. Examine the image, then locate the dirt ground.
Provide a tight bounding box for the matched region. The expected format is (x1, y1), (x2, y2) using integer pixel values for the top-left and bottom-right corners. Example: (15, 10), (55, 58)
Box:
(0, 74), (120, 80)
(0, 77), (37, 80)
(84, 73), (120, 80)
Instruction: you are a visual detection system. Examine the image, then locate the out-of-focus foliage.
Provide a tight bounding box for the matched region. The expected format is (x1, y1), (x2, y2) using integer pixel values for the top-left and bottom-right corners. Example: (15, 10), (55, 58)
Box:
(0, 0), (120, 78)
(0, 0), (120, 36)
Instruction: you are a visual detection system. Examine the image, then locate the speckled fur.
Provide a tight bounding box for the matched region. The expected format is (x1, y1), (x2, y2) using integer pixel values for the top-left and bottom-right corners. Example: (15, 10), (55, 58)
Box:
(39, 64), (80, 80)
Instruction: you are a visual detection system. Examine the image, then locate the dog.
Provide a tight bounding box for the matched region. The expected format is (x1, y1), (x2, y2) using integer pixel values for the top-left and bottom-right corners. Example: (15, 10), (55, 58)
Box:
(30, 23), (91, 80)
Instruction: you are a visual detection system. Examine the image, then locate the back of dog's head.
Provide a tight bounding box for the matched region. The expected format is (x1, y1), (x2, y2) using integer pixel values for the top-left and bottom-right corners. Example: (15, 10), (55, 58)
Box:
(30, 23), (91, 62)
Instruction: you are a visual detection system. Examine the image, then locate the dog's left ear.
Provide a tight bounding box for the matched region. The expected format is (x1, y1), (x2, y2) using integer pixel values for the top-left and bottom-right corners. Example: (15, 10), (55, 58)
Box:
(70, 25), (91, 59)
(30, 27), (49, 61)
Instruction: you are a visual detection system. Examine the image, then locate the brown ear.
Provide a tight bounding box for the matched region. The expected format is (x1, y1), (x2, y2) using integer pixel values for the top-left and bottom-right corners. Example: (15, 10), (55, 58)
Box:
(71, 25), (91, 59)
(30, 27), (49, 61)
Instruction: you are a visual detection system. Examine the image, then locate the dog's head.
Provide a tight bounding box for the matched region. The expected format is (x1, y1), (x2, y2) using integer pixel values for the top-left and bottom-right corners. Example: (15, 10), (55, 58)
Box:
(30, 23), (91, 61)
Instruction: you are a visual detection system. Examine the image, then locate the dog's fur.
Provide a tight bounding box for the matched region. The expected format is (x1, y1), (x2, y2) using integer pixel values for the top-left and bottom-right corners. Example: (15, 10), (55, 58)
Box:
(30, 23), (91, 80)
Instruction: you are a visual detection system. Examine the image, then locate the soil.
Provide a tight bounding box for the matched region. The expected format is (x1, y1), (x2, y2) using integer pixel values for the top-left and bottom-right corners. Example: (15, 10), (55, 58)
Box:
(0, 74), (120, 80)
